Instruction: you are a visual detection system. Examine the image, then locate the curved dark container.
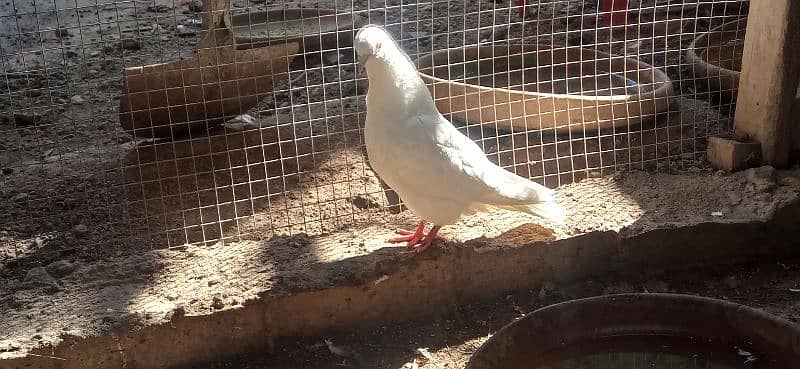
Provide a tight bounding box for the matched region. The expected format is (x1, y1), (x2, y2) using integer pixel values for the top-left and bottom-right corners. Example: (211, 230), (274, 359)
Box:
(467, 293), (800, 369)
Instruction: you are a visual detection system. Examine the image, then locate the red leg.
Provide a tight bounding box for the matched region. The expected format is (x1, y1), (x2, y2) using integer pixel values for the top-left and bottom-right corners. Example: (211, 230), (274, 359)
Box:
(517, 0), (526, 17)
(387, 221), (426, 245)
(601, 0), (628, 27)
(406, 225), (443, 254)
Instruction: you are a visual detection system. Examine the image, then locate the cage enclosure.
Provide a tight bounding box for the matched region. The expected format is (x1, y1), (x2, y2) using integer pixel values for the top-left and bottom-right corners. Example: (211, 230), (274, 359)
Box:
(1, 0), (799, 368)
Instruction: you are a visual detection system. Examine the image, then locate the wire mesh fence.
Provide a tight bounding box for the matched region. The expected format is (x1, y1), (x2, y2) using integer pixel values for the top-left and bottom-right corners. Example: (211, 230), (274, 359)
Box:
(0, 0), (748, 269)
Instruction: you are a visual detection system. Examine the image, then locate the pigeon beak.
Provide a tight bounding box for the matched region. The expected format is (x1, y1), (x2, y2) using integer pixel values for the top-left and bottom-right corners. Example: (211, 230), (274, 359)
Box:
(356, 54), (369, 73)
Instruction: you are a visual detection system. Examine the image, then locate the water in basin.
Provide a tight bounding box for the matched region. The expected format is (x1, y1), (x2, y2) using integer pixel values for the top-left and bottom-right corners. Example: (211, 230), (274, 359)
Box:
(531, 335), (784, 369)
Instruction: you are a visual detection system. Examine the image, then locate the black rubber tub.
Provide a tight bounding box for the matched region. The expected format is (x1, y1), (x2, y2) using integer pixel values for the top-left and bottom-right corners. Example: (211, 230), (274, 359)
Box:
(466, 293), (800, 369)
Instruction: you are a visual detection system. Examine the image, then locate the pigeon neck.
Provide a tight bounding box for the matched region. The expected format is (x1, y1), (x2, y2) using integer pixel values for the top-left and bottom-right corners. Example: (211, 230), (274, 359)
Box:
(365, 54), (438, 115)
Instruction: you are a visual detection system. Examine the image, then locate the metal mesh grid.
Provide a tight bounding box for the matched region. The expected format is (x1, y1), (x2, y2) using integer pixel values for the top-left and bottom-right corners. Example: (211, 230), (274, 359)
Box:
(0, 0), (747, 267)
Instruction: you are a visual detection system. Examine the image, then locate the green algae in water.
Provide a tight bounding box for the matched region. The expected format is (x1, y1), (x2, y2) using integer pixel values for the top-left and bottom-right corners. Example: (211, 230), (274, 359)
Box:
(531, 335), (784, 369)
(543, 351), (740, 369)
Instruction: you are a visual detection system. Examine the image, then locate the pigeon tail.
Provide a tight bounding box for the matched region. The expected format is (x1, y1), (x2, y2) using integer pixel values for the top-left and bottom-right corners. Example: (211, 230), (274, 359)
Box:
(501, 200), (567, 224)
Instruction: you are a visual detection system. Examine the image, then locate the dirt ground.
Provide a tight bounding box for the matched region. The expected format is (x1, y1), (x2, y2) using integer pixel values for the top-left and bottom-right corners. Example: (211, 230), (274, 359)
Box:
(186, 256), (800, 369)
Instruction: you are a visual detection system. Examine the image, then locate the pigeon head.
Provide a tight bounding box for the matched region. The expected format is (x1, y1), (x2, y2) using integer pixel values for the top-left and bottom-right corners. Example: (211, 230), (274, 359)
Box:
(353, 24), (435, 110)
(354, 25), (396, 66)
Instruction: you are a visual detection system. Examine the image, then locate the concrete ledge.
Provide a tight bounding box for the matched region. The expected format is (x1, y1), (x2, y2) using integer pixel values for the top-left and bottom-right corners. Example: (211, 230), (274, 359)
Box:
(2, 169), (799, 369)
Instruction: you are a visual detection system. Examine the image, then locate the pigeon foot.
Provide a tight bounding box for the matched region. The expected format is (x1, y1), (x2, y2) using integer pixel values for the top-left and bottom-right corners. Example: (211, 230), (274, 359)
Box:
(404, 225), (443, 254)
(387, 221), (445, 252)
(387, 221), (426, 246)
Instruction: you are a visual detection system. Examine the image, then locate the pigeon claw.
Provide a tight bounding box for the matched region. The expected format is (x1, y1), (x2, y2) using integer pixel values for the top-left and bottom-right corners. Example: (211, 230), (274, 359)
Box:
(387, 221), (445, 253)
(402, 225), (444, 254)
(387, 221), (426, 245)
(387, 231), (422, 244)
(404, 239), (435, 254)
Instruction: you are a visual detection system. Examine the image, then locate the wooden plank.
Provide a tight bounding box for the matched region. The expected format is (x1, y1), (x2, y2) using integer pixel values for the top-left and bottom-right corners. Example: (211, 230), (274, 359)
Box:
(707, 137), (761, 171)
(733, 0), (800, 167)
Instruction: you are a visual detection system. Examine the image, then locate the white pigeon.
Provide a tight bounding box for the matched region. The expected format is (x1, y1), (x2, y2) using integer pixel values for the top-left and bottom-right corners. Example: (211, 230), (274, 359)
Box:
(353, 25), (566, 253)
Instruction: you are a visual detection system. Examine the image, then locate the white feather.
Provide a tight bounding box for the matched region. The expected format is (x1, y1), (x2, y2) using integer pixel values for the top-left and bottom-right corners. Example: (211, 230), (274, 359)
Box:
(355, 25), (566, 226)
